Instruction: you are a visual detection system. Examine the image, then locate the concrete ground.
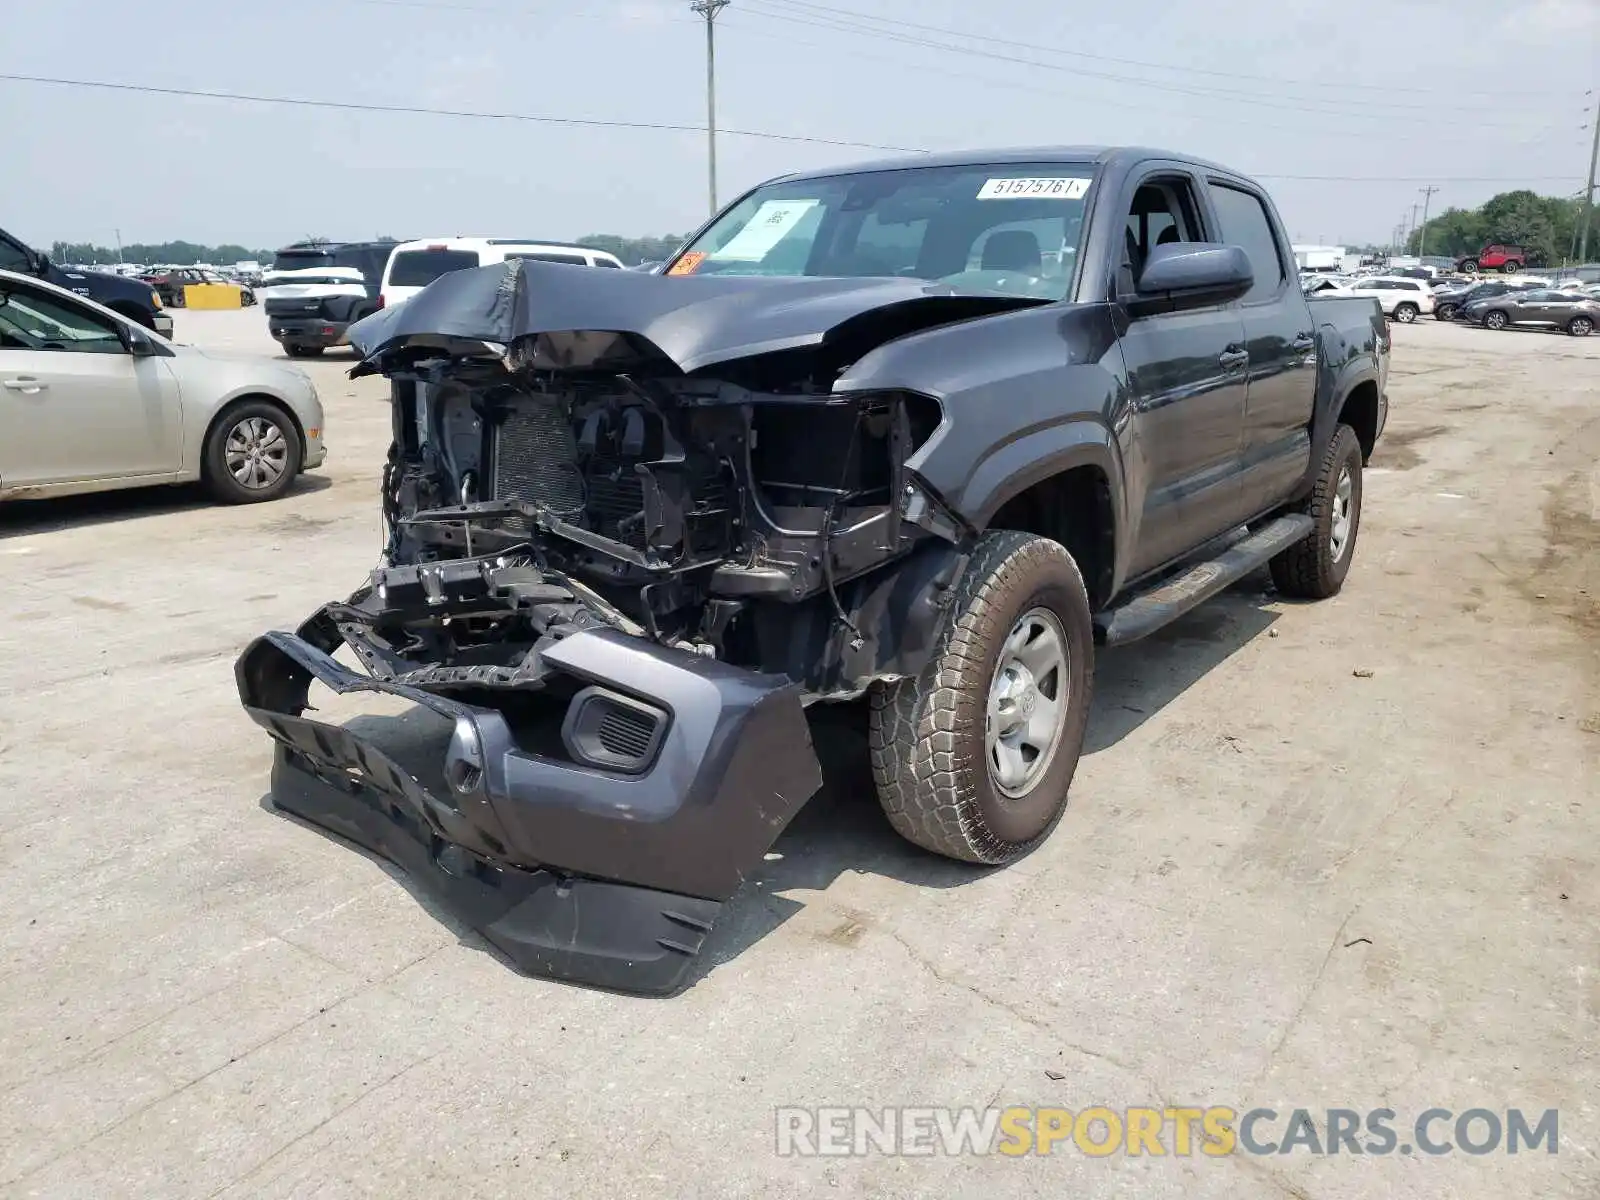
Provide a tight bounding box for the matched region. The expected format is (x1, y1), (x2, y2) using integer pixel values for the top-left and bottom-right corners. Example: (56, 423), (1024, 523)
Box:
(1, 310), (1596, 1199)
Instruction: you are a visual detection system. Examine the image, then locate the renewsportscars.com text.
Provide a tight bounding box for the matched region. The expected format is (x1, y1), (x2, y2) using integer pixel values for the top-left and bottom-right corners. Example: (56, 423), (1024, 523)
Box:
(775, 1106), (1559, 1158)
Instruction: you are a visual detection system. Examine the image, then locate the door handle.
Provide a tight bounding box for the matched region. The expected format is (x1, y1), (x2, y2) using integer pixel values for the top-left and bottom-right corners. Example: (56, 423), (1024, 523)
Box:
(1291, 332), (1315, 352)
(2, 377), (47, 393)
(1218, 348), (1249, 370)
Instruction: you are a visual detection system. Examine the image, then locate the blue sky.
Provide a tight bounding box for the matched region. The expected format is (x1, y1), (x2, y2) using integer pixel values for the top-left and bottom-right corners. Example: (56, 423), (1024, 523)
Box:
(5, 0), (1597, 250)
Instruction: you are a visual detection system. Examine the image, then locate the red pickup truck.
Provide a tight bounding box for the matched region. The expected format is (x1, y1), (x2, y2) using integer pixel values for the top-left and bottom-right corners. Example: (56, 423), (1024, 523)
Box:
(1458, 244), (1528, 274)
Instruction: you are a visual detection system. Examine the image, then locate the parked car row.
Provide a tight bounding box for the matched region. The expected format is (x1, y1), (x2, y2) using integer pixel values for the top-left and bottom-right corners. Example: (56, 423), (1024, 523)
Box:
(255, 237), (626, 356)
(1303, 270), (1599, 334)
(138, 266), (257, 307)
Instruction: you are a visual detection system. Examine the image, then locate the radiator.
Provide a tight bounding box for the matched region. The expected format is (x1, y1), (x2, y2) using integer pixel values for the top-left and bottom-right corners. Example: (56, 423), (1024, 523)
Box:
(492, 397), (586, 523)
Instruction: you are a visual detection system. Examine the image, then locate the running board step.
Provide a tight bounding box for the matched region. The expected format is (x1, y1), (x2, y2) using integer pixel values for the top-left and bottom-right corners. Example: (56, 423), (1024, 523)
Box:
(1093, 514), (1314, 646)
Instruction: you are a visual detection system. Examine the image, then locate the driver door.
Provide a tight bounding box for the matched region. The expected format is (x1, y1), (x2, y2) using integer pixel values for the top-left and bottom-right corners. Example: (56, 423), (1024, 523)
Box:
(0, 280), (181, 489)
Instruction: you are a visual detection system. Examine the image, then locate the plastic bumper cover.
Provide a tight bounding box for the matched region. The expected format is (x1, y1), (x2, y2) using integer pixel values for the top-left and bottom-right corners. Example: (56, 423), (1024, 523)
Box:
(235, 623), (824, 994)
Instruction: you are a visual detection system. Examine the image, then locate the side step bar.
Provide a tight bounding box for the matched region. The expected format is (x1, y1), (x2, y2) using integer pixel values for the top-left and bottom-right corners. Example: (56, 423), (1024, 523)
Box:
(1093, 514), (1314, 646)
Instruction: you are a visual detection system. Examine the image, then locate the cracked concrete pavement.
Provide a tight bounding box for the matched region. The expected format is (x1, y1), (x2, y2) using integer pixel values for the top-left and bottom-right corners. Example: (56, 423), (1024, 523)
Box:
(1, 311), (1596, 1198)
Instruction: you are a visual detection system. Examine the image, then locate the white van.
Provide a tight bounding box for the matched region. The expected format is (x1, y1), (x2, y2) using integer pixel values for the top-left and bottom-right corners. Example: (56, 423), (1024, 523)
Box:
(379, 238), (625, 307)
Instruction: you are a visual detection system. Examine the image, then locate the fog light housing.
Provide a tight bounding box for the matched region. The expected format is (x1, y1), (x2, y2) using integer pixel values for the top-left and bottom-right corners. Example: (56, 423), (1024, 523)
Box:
(561, 687), (668, 774)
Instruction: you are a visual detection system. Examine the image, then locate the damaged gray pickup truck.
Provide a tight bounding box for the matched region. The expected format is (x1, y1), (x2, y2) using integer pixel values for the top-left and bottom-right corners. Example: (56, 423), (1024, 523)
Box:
(236, 147), (1389, 994)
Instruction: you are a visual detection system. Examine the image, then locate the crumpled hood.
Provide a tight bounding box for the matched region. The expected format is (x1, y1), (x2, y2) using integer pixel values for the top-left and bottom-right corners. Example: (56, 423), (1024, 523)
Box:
(347, 257), (1047, 377)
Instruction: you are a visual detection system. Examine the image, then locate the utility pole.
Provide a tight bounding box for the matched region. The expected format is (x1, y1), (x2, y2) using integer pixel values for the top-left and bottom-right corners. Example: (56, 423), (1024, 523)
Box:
(1580, 97), (1600, 264)
(691, 0), (731, 216)
(1416, 186), (1439, 259)
(114, 228), (124, 266)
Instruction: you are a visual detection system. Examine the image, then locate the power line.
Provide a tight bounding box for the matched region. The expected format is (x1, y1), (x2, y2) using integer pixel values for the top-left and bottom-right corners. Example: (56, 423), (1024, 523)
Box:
(0, 71), (1582, 188)
(736, 0), (1565, 125)
(714, 17), (1529, 151)
(754, 0), (1568, 100)
(0, 72), (923, 153)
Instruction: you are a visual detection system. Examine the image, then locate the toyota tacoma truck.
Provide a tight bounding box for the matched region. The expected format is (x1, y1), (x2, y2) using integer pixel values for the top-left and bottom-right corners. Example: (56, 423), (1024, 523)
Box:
(236, 147), (1389, 994)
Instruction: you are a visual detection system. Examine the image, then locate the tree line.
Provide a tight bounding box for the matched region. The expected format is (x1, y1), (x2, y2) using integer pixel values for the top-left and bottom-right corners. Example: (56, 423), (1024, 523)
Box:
(49, 233), (689, 268)
(1406, 191), (1593, 266)
(50, 240), (275, 266)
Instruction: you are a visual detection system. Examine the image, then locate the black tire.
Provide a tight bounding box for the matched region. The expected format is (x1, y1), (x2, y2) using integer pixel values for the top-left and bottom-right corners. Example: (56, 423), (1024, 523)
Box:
(1567, 315), (1594, 337)
(1483, 309), (1509, 330)
(201, 400), (302, 504)
(1435, 303), (1456, 321)
(1393, 302), (1418, 323)
(1501, 262), (1520, 274)
(1460, 260), (1479, 275)
(1269, 423), (1363, 600)
(869, 530), (1094, 864)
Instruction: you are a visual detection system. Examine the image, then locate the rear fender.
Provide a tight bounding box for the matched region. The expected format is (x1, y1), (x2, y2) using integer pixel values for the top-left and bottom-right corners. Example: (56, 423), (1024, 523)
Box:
(1310, 357), (1381, 485)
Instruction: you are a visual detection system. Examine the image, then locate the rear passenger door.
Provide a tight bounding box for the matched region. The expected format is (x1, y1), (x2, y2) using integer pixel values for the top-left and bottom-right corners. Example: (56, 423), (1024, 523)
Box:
(1204, 179), (1317, 521)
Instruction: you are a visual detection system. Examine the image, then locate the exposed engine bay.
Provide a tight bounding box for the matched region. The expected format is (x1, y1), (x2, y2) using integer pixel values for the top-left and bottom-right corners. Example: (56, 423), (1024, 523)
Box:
(233, 257), (1030, 993)
(338, 347), (963, 701)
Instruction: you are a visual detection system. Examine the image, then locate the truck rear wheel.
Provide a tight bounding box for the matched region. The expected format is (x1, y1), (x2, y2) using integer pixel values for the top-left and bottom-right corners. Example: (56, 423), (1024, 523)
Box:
(1269, 423), (1363, 600)
(869, 530), (1093, 864)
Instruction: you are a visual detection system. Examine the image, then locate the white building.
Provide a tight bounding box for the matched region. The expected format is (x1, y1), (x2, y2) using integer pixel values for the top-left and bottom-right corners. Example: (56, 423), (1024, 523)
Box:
(1292, 244), (1347, 272)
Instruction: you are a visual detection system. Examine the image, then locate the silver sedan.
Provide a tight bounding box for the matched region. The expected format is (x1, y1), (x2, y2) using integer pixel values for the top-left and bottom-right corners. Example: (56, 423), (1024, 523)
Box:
(0, 268), (325, 503)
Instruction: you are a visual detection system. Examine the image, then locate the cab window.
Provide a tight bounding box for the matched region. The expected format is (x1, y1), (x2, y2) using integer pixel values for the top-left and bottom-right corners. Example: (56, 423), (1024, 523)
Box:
(1119, 176), (1203, 294)
(1206, 183), (1286, 303)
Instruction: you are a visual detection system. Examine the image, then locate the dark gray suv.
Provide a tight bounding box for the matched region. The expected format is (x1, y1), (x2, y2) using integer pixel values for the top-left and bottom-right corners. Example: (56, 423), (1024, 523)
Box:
(1457, 288), (1598, 336)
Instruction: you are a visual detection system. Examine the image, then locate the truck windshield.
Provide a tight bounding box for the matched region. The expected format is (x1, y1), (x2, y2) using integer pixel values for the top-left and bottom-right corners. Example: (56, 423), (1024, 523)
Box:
(669, 162), (1096, 300)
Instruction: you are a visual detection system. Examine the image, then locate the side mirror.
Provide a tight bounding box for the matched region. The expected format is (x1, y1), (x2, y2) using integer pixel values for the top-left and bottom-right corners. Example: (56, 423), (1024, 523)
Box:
(28, 249), (49, 275)
(123, 325), (157, 357)
(1137, 242), (1253, 306)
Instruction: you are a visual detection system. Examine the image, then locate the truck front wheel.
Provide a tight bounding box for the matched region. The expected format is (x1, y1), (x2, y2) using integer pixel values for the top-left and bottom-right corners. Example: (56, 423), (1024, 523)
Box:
(1269, 423), (1363, 600)
(869, 530), (1093, 865)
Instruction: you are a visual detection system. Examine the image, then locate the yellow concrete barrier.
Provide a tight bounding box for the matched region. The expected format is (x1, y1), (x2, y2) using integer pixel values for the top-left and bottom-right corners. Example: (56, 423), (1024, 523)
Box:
(181, 283), (243, 310)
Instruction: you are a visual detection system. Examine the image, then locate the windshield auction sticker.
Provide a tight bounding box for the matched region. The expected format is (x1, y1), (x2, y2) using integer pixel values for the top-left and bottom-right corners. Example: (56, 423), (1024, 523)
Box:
(710, 199), (821, 261)
(978, 177), (1090, 200)
(666, 252), (706, 276)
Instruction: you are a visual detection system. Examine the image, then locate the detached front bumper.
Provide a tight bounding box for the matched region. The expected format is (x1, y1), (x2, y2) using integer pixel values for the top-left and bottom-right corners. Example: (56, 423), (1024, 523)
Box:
(235, 620), (823, 995)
